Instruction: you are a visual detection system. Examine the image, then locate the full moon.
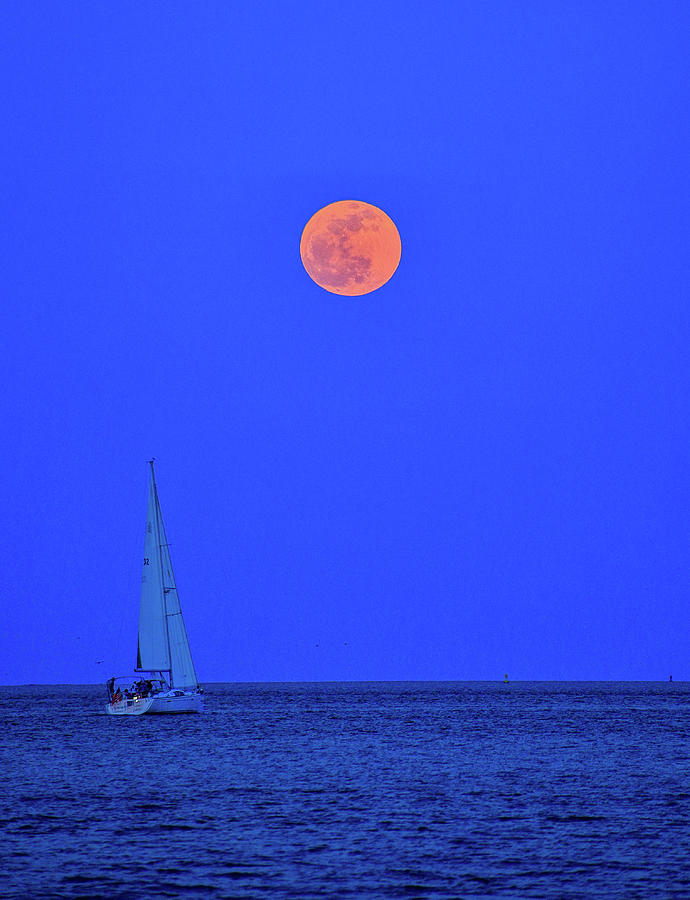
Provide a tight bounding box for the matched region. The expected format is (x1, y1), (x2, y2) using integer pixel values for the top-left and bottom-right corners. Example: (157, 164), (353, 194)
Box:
(300, 200), (401, 296)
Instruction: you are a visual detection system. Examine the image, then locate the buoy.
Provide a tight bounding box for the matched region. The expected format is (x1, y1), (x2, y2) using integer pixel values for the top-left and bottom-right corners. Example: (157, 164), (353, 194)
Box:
(504, 673), (509, 684)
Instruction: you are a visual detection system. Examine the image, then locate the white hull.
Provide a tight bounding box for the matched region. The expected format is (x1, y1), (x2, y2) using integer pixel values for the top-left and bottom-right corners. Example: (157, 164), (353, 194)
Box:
(105, 691), (203, 716)
(148, 692), (203, 714)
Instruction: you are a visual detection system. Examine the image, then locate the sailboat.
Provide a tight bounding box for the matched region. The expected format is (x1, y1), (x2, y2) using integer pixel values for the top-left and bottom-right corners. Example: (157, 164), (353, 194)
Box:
(105, 460), (203, 715)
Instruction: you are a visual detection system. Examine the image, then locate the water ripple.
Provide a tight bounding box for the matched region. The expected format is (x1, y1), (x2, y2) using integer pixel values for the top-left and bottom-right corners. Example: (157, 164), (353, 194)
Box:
(1, 681), (689, 898)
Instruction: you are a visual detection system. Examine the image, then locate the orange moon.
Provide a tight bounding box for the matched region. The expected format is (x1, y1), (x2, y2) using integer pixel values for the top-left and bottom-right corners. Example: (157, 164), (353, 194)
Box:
(300, 200), (401, 296)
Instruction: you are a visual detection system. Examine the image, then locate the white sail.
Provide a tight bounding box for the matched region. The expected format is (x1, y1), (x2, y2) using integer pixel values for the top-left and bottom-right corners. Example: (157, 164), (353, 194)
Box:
(136, 463), (198, 688)
(158, 507), (198, 689)
(137, 477), (170, 672)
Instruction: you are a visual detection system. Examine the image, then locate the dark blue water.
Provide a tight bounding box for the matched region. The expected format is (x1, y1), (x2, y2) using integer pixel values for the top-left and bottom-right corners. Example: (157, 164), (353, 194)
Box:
(1, 682), (689, 898)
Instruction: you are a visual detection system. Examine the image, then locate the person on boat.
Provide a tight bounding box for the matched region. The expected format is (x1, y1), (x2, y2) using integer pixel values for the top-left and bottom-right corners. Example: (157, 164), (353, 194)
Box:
(113, 688), (122, 703)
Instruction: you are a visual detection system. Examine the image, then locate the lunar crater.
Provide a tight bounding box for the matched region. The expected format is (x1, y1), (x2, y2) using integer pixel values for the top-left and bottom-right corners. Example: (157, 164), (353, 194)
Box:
(300, 200), (400, 296)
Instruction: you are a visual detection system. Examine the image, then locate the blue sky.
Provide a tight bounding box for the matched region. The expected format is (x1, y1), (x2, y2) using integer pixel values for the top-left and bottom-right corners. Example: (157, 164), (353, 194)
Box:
(2, 2), (689, 684)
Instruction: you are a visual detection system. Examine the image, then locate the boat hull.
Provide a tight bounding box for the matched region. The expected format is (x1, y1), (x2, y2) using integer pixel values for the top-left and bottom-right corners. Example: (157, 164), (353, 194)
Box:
(147, 692), (203, 714)
(105, 692), (203, 716)
(105, 696), (155, 716)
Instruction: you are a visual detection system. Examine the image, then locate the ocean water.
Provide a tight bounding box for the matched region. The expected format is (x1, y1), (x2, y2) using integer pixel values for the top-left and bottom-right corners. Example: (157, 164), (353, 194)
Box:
(1, 682), (689, 899)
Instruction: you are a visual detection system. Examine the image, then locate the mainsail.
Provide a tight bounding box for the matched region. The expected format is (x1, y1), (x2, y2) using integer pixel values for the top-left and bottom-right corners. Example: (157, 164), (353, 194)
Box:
(137, 462), (198, 689)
